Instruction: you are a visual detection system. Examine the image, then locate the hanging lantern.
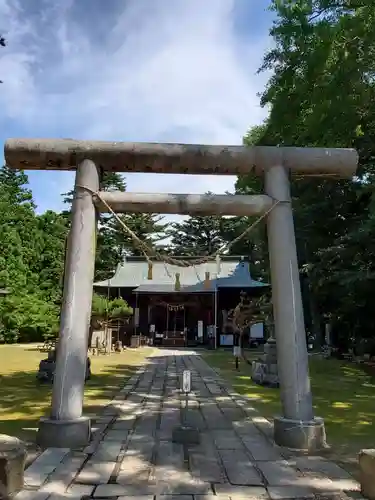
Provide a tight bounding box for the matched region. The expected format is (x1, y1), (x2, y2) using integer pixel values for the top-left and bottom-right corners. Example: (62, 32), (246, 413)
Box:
(204, 271), (210, 289)
(147, 261), (153, 280)
(175, 272), (181, 291)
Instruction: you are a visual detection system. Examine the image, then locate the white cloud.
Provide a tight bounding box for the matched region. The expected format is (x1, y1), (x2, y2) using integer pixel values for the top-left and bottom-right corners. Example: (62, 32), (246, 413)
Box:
(0, 0), (271, 215)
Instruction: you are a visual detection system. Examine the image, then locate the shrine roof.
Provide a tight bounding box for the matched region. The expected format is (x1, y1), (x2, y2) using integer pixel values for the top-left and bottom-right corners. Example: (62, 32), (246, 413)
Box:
(94, 256), (269, 292)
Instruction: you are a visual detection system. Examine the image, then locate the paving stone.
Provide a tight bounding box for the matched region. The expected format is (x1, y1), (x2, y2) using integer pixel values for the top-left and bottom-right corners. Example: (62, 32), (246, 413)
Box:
(39, 454), (88, 492)
(241, 436), (283, 461)
(112, 419), (136, 430)
(75, 461), (116, 484)
(14, 492), (50, 500)
(292, 457), (354, 480)
(219, 407), (246, 421)
(94, 484), (154, 497)
(212, 430), (244, 450)
(214, 483), (269, 499)
(66, 484), (95, 497)
(153, 477), (212, 496)
(24, 449), (71, 487)
(219, 450), (263, 486)
(91, 441), (123, 462)
(83, 439), (101, 455)
(126, 439), (155, 459)
(256, 460), (302, 486)
(189, 436), (226, 483)
(251, 417), (273, 438)
(151, 441), (184, 483)
(232, 419), (260, 435)
(103, 406), (121, 415)
(30, 448), (70, 467)
(103, 429), (129, 441)
(93, 416), (113, 424)
(25, 350), (358, 500)
(38, 479), (67, 495)
(117, 454), (152, 484)
(155, 496), (193, 500)
(134, 416), (158, 434)
(24, 466), (56, 488)
(195, 496), (228, 500)
(184, 409), (207, 430)
(201, 406), (231, 430)
(267, 485), (314, 499)
(160, 410), (181, 429)
(207, 384), (222, 395)
(118, 497), (154, 500)
(330, 479), (360, 491)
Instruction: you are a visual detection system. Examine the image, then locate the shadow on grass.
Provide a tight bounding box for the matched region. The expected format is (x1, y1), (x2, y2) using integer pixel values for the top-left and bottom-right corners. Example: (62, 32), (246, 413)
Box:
(203, 350), (375, 461)
(0, 355), (146, 443)
(0, 348), (361, 492)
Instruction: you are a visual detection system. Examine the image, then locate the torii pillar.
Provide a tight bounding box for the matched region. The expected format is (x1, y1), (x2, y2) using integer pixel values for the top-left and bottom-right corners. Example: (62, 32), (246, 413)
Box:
(4, 139), (358, 450)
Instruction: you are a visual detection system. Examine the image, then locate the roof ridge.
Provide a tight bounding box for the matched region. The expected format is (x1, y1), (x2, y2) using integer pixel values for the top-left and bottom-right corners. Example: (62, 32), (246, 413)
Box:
(123, 255), (250, 263)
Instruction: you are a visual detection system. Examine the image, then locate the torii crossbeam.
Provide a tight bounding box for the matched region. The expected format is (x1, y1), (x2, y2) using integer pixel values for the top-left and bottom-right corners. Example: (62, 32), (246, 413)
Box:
(4, 138), (358, 451)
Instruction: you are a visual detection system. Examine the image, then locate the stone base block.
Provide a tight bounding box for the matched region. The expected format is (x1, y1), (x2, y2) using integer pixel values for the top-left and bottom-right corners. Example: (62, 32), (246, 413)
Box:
(172, 426), (200, 445)
(0, 435), (27, 499)
(274, 416), (326, 451)
(359, 449), (375, 500)
(251, 361), (279, 388)
(37, 416), (91, 449)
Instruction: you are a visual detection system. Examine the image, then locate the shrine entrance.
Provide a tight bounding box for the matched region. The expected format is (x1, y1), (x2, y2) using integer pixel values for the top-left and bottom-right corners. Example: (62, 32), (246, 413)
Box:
(147, 294), (212, 347)
(166, 304), (185, 335)
(4, 138), (358, 451)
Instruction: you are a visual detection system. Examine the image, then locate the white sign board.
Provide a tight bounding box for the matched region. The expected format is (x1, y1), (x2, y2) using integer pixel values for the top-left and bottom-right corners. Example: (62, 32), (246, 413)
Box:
(250, 323), (264, 339)
(233, 346), (241, 357)
(150, 324), (155, 333)
(182, 370), (191, 393)
(197, 320), (203, 339)
(220, 334), (234, 346)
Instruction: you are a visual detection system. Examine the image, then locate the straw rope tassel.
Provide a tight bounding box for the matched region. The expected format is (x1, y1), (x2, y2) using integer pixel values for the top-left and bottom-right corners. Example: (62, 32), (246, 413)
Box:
(147, 262), (153, 280)
(204, 271), (210, 289)
(175, 272), (181, 291)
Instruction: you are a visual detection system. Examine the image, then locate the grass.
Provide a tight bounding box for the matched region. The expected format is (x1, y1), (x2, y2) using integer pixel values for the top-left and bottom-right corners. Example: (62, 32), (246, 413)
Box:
(0, 343), (153, 443)
(203, 349), (375, 463)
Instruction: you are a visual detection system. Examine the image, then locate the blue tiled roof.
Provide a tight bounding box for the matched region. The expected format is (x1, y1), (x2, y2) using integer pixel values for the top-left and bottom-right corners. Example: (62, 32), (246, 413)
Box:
(94, 256), (269, 292)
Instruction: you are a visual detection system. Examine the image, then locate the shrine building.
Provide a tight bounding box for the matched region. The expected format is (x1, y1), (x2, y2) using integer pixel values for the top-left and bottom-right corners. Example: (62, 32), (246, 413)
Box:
(93, 255), (269, 348)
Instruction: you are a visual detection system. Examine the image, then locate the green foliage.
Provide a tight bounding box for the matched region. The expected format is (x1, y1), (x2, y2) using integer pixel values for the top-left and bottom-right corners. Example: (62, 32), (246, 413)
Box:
(0, 294), (59, 343)
(238, 0), (375, 344)
(166, 193), (228, 256)
(63, 172), (167, 281)
(91, 293), (132, 324)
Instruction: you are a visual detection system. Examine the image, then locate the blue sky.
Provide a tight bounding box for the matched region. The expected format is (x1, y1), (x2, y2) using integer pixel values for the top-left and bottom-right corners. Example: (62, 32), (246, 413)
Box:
(0, 0), (274, 216)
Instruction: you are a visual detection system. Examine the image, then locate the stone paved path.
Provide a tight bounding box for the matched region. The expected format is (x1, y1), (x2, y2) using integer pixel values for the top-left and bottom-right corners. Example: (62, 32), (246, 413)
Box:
(17, 349), (361, 500)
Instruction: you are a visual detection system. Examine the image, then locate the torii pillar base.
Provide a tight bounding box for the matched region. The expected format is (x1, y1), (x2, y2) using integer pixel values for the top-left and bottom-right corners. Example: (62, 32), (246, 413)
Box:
(274, 416), (326, 451)
(37, 416), (91, 449)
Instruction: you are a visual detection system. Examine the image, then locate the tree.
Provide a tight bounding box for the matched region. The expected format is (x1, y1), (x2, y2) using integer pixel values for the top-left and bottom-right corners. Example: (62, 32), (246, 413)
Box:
(229, 291), (272, 368)
(91, 293), (133, 329)
(167, 194), (227, 256)
(0, 166), (64, 342)
(0, 35), (6, 83)
(238, 0), (375, 347)
(63, 172), (168, 281)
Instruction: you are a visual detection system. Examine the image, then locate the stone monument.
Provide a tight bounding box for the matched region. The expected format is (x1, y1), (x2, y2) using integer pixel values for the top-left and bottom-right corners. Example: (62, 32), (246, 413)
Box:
(0, 434), (27, 499)
(251, 337), (279, 388)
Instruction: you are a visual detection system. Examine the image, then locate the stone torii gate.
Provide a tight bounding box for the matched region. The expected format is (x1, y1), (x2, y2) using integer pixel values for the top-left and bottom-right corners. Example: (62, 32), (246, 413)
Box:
(5, 139), (358, 451)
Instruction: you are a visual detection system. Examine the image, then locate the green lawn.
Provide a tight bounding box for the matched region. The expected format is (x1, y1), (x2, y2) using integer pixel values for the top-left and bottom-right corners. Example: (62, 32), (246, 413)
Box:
(0, 344), (153, 442)
(203, 350), (375, 462)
